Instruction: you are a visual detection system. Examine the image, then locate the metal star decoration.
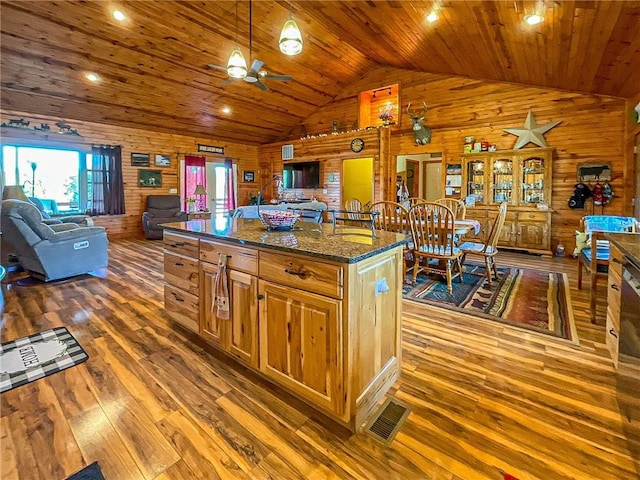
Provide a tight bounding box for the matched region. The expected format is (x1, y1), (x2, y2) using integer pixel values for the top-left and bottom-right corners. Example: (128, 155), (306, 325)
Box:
(504, 111), (561, 149)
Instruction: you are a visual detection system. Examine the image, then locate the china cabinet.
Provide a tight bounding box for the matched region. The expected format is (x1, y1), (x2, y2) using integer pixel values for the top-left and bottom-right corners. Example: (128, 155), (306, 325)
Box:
(461, 147), (553, 255)
(444, 163), (462, 198)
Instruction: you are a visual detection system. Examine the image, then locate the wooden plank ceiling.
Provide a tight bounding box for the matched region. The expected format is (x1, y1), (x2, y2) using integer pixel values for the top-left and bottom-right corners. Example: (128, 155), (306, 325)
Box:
(1, 1), (639, 145)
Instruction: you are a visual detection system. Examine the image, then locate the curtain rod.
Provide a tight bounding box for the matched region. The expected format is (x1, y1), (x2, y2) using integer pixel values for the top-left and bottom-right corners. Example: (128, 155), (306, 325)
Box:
(175, 152), (238, 160)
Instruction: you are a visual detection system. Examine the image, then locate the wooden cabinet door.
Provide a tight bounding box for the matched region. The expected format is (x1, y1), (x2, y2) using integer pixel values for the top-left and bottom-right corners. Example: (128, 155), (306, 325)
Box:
(201, 263), (259, 366)
(516, 221), (549, 250)
(227, 270), (258, 366)
(201, 262), (225, 346)
(259, 281), (343, 416)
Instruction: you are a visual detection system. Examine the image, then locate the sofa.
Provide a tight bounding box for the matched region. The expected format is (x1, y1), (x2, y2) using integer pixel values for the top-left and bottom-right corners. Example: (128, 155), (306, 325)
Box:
(142, 195), (188, 239)
(1, 199), (109, 281)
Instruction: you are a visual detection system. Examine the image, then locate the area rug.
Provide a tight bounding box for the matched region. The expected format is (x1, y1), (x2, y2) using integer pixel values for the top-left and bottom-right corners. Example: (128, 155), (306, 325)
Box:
(66, 462), (105, 480)
(0, 327), (89, 393)
(403, 262), (578, 342)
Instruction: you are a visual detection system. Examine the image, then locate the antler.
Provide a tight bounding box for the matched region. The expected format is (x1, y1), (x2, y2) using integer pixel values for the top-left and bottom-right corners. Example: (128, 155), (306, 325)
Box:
(407, 102), (428, 117)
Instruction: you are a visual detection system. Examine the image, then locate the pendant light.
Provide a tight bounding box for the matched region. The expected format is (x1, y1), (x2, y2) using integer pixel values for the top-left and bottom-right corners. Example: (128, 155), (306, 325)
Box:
(279, 4), (303, 56)
(227, 0), (247, 78)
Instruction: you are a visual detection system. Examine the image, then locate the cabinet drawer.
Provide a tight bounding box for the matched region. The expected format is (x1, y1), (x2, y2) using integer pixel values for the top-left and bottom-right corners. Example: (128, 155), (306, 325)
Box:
(164, 284), (199, 333)
(609, 244), (623, 277)
(259, 251), (343, 299)
(605, 310), (619, 368)
(164, 231), (199, 258)
(607, 268), (622, 327)
(164, 252), (199, 295)
(517, 211), (548, 222)
(200, 239), (258, 275)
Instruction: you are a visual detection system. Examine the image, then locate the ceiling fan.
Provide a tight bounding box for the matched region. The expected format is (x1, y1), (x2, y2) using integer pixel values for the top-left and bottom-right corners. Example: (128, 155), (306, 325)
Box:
(207, 0), (293, 91)
(208, 59), (292, 91)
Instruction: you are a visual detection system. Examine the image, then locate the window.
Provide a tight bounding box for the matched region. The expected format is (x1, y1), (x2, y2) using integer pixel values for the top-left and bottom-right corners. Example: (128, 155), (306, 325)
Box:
(2, 145), (90, 214)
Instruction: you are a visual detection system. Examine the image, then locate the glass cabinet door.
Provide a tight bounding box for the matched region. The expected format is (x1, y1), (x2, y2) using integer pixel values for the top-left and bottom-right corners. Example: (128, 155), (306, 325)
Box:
(521, 156), (546, 205)
(491, 157), (514, 204)
(465, 160), (485, 204)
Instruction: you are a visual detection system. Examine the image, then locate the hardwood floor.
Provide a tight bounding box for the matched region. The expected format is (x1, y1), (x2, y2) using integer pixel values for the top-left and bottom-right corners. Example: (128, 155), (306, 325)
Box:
(1, 240), (638, 480)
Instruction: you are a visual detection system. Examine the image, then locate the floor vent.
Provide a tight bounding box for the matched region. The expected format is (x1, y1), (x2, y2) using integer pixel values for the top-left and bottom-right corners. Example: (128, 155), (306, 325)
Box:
(364, 398), (411, 444)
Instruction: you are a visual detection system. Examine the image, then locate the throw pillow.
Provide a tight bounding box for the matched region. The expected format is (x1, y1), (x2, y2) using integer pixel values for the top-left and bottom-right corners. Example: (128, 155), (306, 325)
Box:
(573, 230), (591, 256)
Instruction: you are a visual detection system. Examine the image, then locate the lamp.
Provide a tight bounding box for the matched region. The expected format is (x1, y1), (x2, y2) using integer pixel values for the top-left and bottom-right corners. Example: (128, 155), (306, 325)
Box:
(279, 6), (303, 56)
(227, 0), (247, 78)
(193, 184), (207, 211)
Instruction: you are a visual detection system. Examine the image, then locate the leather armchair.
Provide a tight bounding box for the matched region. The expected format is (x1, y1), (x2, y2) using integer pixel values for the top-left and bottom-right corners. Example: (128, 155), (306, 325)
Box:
(142, 195), (187, 239)
(1, 199), (109, 281)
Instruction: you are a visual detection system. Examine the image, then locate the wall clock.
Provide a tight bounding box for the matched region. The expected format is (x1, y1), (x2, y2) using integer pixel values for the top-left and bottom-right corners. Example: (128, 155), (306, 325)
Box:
(350, 138), (364, 153)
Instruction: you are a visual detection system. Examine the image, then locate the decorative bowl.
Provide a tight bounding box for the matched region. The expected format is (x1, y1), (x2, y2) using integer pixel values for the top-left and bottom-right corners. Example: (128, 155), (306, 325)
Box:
(259, 210), (300, 231)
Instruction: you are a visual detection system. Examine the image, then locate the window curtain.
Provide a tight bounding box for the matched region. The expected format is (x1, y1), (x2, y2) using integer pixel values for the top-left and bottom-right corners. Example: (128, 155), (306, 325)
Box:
(89, 145), (125, 215)
(224, 157), (237, 210)
(184, 155), (206, 210)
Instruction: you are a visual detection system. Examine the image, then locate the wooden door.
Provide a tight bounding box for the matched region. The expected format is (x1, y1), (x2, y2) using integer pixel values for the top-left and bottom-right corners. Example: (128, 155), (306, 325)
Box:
(227, 270), (259, 366)
(259, 281), (343, 415)
(200, 262), (225, 346)
(517, 221), (549, 250)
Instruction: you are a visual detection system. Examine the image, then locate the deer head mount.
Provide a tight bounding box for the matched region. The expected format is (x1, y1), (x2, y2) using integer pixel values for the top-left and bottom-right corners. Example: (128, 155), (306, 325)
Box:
(407, 102), (432, 145)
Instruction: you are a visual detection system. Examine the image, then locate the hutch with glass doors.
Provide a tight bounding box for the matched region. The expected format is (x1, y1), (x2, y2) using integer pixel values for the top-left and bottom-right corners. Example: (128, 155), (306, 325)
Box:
(460, 147), (553, 255)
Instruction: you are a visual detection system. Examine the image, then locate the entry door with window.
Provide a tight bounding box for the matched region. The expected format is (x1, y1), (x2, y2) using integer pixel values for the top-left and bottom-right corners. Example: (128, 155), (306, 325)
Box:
(2, 146), (89, 214)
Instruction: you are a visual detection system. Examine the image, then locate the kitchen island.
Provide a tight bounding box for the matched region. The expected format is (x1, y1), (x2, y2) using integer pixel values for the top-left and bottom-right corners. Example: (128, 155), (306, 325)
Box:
(160, 217), (408, 431)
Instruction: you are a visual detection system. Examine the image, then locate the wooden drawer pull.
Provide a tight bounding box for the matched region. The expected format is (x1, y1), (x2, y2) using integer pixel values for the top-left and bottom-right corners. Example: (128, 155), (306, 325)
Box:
(284, 268), (311, 279)
(174, 261), (184, 266)
(172, 293), (184, 302)
(611, 284), (619, 291)
(609, 328), (618, 339)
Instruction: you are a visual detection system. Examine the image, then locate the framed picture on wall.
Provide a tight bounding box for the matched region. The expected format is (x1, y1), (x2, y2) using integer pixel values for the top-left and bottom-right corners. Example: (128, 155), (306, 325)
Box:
(131, 152), (150, 167)
(243, 171), (255, 182)
(138, 169), (162, 187)
(155, 154), (171, 167)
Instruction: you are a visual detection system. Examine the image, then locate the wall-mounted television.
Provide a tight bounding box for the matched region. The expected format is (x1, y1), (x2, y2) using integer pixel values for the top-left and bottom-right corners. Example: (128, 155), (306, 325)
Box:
(283, 161), (320, 189)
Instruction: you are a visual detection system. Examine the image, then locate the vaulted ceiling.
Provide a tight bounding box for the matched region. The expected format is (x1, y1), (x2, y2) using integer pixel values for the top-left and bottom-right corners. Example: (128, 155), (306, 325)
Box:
(1, 1), (639, 145)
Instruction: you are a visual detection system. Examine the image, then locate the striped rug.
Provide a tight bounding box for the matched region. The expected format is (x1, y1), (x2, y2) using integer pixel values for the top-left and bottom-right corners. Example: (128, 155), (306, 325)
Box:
(403, 262), (578, 343)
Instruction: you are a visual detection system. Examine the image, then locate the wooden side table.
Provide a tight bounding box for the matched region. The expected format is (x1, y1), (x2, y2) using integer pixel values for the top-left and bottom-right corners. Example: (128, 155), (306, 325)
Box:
(186, 212), (212, 220)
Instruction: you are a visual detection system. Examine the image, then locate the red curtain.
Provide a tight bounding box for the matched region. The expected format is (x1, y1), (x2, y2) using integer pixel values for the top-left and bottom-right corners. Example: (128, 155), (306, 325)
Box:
(224, 157), (236, 210)
(184, 155), (206, 210)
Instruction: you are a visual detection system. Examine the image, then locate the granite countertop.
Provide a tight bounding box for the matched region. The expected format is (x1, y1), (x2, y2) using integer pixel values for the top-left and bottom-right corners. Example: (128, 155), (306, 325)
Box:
(606, 232), (640, 270)
(161, 217), (408, 264)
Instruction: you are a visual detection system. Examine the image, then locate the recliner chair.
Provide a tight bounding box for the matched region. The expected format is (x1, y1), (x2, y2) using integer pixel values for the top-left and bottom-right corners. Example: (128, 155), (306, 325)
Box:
(1, 199), (109, 281)
(142, 195), (187, 239)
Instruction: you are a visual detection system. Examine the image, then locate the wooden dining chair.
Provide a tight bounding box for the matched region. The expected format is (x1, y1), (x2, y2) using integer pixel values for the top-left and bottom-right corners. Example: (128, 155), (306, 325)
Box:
(458, 202), (508, 286)
(434, 197), (466, 219)
(408, 202), (463, 294)
(370, 201), (410, 279)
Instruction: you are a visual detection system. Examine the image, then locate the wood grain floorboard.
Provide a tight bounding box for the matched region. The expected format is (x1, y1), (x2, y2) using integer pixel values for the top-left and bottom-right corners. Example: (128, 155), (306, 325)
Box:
(1, 239), (639, 479)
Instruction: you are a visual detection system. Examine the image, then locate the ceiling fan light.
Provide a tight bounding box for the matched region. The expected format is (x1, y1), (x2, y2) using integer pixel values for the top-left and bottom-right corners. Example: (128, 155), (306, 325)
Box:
(227, 48), (247, 78)
(279, 18), (303, 56)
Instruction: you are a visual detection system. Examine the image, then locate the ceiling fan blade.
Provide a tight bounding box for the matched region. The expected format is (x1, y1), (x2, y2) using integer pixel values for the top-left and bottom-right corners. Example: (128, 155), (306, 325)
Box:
(261, 74), (292, 81)
(254, 80), (269, 91)
(208, 63), (227, 71)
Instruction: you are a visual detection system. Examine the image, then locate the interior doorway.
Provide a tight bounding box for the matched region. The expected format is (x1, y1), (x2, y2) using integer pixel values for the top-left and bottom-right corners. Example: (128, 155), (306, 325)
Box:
(396, 153), (443, 200)
(342, 157), (373, 208)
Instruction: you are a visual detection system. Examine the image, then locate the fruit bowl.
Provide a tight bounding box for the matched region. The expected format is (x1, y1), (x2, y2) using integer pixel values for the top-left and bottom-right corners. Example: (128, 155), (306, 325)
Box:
(259, 210), (300, 231)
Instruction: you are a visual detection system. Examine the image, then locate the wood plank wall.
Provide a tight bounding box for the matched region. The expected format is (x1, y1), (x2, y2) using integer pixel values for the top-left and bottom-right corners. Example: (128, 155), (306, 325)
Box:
(285, 66), (629, 252)
(626, 91), (640, 219)
(258, 128), (392, 211)
(0, 110), (258, 239)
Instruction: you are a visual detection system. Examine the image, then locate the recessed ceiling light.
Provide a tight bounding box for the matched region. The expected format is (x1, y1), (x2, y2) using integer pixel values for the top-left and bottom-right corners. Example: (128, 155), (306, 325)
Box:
(112, 10), (126, 21)
(85, 73), (100, 82)
(524, 13), (544, 25)
(426, 12), (439, 23)
(222, 106), (231, 114)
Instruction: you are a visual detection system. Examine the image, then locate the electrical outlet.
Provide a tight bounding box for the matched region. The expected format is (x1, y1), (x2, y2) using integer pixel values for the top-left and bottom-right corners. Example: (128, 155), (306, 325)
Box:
(169, 188), (177, 194)
(322, 189), (328, 194)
